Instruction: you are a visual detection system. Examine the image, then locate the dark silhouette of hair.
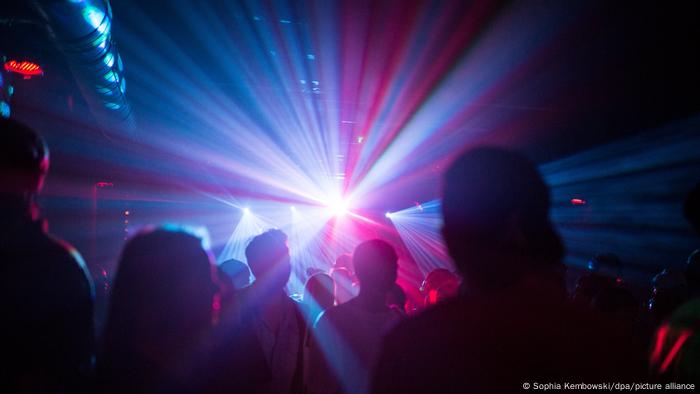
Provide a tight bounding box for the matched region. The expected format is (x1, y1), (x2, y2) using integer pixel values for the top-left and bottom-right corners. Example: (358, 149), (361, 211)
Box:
(245, 229), (291, 290)
(97, 226), (216, 393)
(441, 147), (564, 291)
(684, 182), (700, 234)
(219, 258), (252, 290)
(353, 239), (398, 293)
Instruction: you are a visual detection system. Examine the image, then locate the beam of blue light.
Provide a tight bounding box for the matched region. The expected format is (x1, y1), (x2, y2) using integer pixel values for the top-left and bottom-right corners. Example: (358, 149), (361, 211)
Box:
(386, 199), (454, 277)
(541, 116), (700, 280)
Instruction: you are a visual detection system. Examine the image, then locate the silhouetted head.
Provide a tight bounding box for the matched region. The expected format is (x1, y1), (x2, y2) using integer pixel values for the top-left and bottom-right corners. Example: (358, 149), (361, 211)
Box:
(0, 118), (49, 217)
(441, 147), (563, 291)
(421, 268), (460, 306)
(103, 226), (216, 354)
(304, 273), (335, 312)
(331, 267), (358, 304)
(353, 239), (398, 294)
(306, 266), (325, 280)
(686, 249), (700, 297)
(587, 252), (624, 279)
(219, 258), (252, 290)
(334, 253), (354, 272)
(245, 229), (291, 291)
(572, 273), (616, 306)
(684, 182), (700, 234)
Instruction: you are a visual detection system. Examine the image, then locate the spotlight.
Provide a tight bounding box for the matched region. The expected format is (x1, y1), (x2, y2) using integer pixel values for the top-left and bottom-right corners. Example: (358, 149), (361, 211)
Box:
(290, 206), (296, 212)
(327, 199), (349, 217)
(243, 207), (251, 215)
(385, 212), (393, 218)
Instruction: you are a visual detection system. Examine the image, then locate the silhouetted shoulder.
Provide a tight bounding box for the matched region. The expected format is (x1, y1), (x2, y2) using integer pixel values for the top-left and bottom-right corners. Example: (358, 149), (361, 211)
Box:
(1, 222), (94, 391)
(373, 284), (646, 394)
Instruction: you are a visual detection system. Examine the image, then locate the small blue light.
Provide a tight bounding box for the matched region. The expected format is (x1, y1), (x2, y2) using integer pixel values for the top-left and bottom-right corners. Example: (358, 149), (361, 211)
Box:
(0, 101), (10, 118)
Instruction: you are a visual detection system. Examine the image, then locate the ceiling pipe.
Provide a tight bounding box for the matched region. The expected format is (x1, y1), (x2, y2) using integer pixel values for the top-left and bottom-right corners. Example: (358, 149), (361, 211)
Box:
(34, 0), (135, 135)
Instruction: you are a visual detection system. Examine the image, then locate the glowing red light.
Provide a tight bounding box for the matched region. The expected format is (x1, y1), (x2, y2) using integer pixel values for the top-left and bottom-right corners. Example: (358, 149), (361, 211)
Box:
(651, 324), (669, 365)
(570, 198), (587, 205)
(4, 60), (44, 79)
(660, 329), (692, 374)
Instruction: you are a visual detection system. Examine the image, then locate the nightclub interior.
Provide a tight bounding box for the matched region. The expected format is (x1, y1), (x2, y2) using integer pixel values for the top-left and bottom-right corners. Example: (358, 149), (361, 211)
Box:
(1, 0), (699, 392)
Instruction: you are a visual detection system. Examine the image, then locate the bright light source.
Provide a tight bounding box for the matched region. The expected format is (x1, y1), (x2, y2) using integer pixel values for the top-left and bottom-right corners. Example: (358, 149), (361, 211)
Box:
(327, 199), (349, 217)
(385, 212), (393, 218)
(290, 206), (297, 212)
(243, 207), (251, 215)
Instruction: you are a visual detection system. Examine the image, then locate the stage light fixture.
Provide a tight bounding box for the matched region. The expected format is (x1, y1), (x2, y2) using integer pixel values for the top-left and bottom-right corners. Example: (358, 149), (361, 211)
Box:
(4, 60), (44, 79)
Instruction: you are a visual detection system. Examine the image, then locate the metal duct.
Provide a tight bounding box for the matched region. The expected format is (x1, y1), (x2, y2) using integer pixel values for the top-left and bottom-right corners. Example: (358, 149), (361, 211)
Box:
(34, 0), (134, 134)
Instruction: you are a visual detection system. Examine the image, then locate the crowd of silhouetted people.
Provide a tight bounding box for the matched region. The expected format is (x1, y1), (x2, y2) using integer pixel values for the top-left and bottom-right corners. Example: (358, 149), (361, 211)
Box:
(2, 117), (699, 393)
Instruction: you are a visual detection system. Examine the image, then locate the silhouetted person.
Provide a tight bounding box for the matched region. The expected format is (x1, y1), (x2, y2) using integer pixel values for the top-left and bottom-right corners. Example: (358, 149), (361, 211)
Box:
(420, 268), (460, 307)
(96, 227), (217, 393)
(0, 118), (94, 393)
(571, 253), (623, 307)
(302, 273), (335, 326)
(228, 229), (305, 394)
(308, 240), (402, 394)
(592, 285), (640, 325)
(587, 252), (624, 280)
(572, 272), (617, 306)
(219, 258), (252, 291)
(372, 147), (645, 394)
(647, 267), (689, 328)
